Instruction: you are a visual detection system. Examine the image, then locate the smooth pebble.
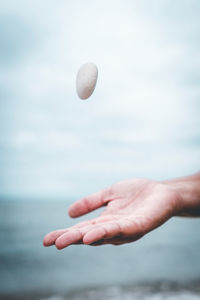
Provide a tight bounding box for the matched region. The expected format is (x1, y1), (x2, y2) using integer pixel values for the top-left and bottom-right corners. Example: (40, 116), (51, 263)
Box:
(76, 62), (98, 99)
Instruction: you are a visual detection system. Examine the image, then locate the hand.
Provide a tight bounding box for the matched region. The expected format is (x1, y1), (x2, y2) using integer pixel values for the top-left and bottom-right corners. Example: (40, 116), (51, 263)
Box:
(43, 179), (181, 249)
(43, 178), (182, 249)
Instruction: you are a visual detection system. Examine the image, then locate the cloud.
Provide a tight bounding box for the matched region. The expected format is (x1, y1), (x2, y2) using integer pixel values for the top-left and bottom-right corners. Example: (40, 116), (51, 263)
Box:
(10, 129), (82, 152)
(0, 13), (38, 68)
(0, 0), (199, 197)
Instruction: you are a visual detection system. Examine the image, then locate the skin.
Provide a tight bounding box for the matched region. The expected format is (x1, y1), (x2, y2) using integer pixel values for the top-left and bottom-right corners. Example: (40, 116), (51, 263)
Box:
(43, 172), (200, 249)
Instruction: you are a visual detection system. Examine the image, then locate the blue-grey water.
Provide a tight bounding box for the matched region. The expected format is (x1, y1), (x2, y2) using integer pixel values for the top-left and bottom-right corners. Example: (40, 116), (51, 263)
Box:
(0, 199), (200, 299)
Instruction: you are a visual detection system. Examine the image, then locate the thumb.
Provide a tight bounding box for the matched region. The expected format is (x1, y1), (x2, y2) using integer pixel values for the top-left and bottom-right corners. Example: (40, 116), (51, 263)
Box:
(68, 189), (110, 218)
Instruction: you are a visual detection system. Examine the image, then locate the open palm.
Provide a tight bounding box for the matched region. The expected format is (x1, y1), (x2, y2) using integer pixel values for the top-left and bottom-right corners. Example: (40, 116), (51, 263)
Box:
(43, 178), (181, 249)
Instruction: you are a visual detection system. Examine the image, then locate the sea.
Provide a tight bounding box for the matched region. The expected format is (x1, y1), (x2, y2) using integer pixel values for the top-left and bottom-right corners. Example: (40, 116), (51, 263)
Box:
(0, 199), (200, 300)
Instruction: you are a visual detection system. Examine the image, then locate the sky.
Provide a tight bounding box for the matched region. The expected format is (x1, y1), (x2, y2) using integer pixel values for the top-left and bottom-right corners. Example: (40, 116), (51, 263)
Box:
(0, 0), (200, 198)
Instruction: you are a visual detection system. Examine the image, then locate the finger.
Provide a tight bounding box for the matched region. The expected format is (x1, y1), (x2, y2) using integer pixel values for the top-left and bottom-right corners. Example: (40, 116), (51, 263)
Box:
(43, 229), (67, 247)
(54, 218), (114, 249)
(68, 189), (110, 218)
(43, 218), (98, 247)
(72, 234), (142, 246)
(88, 236), (138, 246)
(55, 229), (83, 249)
(83, 217), (144, 245)
(118, 218), (144, 236)
(55, 224), (95, 249)
(111, 235), (143, 245)
(83, 222), (121, 245)
(43, 216), (109, 248)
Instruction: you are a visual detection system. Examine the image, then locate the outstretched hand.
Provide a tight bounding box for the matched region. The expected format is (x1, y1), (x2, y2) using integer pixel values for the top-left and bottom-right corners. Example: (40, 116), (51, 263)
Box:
(43, 178), (181, 249)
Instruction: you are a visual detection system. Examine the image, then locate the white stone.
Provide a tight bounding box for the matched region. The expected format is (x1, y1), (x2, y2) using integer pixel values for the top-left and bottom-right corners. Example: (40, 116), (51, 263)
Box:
(76, 62), (98, 99)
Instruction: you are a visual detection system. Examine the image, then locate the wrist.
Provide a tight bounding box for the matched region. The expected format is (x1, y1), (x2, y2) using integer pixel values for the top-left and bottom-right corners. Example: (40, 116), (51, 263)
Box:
(163, 172), (200, 217)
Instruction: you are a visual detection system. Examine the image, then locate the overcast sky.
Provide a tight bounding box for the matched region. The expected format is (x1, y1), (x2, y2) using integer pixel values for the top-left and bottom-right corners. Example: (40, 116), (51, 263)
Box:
(0, 0), (199, 199)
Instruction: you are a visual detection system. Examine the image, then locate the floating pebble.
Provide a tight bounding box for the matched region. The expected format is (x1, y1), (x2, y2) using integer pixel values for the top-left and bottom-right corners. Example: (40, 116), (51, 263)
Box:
(76, 62), (98, 99)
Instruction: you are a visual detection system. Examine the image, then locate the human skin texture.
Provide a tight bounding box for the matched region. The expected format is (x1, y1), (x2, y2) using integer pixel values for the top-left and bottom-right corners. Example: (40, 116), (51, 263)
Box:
(43, 172), (200, 249)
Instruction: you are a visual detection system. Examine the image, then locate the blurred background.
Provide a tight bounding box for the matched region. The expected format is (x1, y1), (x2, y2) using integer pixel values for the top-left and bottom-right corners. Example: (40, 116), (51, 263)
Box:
(0, 0), (200, 299)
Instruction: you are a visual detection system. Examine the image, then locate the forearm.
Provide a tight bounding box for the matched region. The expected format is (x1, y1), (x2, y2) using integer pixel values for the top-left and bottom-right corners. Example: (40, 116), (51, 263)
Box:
(163, 172), (200, 217)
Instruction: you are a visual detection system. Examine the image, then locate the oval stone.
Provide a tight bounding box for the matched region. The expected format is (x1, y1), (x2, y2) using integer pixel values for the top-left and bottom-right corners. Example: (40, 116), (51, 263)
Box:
(76, 62), (98, 99)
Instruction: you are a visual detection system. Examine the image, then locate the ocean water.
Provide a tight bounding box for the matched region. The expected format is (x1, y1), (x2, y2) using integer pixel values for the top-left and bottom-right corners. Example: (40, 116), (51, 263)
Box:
(0, 199), (200, 299)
